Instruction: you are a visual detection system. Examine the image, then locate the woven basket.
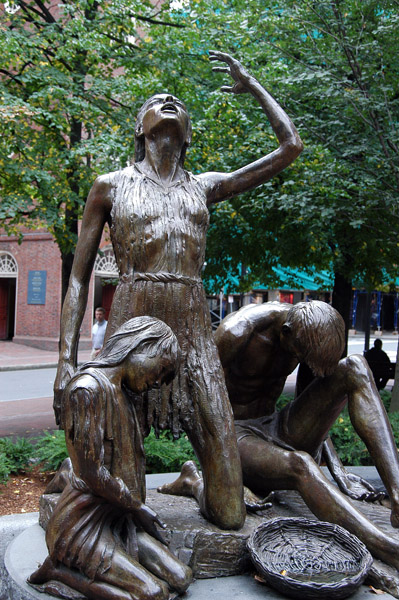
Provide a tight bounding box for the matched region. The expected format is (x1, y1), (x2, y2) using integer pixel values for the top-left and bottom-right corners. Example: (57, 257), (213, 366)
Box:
(248, 517), (373, 600)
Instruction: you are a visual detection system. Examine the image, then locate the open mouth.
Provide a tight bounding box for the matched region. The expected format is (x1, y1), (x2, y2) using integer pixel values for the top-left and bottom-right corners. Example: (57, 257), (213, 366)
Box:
(161, 103), (178, 114)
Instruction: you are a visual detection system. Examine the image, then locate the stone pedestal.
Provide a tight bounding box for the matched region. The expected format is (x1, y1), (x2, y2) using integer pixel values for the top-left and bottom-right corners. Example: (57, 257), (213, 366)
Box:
(38, 486), (399, 597)
(3, 468), (399, 599)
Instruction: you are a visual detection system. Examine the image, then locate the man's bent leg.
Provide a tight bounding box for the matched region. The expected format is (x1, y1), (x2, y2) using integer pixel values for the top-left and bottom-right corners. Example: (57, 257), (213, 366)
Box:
(278, 366), (350, 455)
(344, 354), (399, 526)
(239, 434), (399, 571)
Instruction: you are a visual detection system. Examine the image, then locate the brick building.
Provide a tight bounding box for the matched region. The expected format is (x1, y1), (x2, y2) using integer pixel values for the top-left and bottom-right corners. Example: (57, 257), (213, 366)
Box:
(0, 226), (117, 350)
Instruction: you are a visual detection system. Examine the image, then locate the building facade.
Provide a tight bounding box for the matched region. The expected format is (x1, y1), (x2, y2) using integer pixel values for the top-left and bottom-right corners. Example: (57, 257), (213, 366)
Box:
(0, 227), (118, 351)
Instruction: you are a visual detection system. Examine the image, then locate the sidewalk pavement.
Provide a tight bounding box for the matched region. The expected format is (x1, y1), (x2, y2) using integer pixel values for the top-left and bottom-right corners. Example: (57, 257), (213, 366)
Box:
(0, 335), (396, 399)
(0, 340), (91, 372)
(2, 333), (398, 372)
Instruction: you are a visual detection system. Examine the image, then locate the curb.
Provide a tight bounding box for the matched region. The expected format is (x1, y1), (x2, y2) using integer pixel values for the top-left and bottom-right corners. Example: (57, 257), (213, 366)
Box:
(0, 363), (58, 373)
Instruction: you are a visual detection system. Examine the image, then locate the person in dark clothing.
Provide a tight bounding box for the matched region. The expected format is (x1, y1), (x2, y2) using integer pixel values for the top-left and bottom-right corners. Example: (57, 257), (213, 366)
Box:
(365, 339), (391, 391)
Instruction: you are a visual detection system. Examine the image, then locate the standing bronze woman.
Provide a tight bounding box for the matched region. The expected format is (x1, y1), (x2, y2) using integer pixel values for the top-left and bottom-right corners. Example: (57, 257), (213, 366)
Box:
(54, 51), (303, 531)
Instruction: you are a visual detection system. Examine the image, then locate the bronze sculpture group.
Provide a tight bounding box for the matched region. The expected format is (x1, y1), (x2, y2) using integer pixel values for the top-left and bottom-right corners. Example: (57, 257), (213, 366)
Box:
(28, 51), (399, 599)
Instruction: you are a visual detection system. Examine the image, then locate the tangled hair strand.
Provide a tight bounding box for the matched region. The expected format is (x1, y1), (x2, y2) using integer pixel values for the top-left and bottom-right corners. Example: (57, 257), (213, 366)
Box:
(285, 301), (345, 377)
(81, 316), (180, 370)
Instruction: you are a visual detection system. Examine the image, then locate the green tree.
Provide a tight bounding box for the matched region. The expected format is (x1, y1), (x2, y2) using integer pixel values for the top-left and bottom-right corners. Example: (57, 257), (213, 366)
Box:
(257, 1), (399, 346)
(146, 0), (399, 353)
(0, 0), (185, 300)
(2, 0), (399, 356)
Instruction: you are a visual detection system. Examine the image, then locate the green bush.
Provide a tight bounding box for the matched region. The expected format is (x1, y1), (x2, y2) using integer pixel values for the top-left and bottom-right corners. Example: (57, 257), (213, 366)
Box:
(0, 453), (12, 484)
(32, 428), (198, 474)
(33, 430), (69, 472)
(278, 391), (399, 467)
(275, 393), (293, 411)
(329, 413), (371, 466)
(327, 391), (399, 466)
(380, 390), (392, 412)
(1, 387), (396, 483)
(144, 429), (198, 474)
(0, 437), (32, 483)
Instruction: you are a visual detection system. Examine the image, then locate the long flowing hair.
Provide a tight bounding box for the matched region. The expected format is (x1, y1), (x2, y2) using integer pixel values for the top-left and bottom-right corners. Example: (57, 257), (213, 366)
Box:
(81, 316), (180, 370)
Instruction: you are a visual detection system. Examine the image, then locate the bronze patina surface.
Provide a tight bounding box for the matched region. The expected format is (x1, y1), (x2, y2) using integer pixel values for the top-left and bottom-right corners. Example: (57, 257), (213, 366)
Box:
(161, 301), (399, 574)
(32, 52), (303, 600)
(53, 52), (302, 534)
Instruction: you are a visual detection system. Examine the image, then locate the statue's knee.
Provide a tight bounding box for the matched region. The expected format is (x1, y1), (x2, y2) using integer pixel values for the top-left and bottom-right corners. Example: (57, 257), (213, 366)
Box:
(341, 354), (369, 376)
(134, 579), (169, 600)
(289, 451), (316, 482)
(169, 563), (192, 594)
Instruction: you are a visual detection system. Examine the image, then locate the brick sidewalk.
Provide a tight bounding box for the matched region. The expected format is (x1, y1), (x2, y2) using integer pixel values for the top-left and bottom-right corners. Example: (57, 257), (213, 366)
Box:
(0, 341), (91, 371)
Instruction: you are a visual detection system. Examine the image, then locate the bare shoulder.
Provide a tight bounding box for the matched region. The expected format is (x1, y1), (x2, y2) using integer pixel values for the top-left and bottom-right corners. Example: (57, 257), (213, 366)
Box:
(215, 302), (291, 361)
(220, 302), (291, 334)
(91, 170), (118, 195)
(197, 171), (230, 205)
(86, 170), (121, 214)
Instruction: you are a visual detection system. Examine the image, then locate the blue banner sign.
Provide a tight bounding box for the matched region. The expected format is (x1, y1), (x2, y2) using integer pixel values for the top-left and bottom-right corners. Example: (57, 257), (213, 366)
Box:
(27, 270), (47, 305)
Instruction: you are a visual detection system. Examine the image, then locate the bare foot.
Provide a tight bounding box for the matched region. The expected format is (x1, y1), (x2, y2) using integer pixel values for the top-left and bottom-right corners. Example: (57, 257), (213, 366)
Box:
(158, 461), (201, 498)
(28, 556), (57, 584)
(45, 458), (72, 494)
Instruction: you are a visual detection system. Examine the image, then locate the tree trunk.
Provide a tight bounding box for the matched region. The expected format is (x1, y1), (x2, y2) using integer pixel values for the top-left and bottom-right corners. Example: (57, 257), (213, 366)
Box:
(61, 250), (75, 308)
(331, 271), (352, 357)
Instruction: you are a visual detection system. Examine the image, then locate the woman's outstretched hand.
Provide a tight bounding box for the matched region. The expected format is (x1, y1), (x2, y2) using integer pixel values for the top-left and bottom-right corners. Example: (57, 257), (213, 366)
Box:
(209, 50), (252, 94)
(132, 503), (168, 545)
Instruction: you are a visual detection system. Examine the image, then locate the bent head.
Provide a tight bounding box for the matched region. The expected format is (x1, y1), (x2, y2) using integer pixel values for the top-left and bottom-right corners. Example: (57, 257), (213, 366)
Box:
(81, 316), (181, 392)
(281, 301), (345, 377)
(134, 94), (192, 164)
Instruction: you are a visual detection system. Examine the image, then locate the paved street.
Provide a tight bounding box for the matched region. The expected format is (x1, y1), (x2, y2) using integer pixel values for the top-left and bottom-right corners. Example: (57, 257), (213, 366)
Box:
(0, 368), (57, 437)
(0, 335), (397, 438)
(0, 342), (91, 438)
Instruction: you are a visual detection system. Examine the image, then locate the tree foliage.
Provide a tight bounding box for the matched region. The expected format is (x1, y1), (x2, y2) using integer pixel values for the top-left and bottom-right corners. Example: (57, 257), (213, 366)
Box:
(0, 0), (187, 297)
(127, 0), (399, 310)
(1, 0), (399, 325)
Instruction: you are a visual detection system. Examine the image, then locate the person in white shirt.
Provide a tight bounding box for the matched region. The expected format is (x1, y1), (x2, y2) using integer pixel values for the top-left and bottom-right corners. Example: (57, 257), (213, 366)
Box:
(91, 307), (107, 359)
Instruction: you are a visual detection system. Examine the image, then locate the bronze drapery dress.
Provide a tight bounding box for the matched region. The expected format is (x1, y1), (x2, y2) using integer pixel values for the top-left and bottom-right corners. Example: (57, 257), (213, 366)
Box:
(106, 164), (234, 440)
(47, 368), (143, 579)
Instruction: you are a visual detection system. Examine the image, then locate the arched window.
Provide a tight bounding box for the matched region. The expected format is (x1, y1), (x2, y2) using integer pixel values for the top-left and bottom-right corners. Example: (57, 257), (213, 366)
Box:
(0, 252), (18, 277)
(94, 247), (118, 278)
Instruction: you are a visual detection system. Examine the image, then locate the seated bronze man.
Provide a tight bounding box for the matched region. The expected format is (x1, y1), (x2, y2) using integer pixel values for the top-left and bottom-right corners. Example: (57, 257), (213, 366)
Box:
(160, 301), (399, 572)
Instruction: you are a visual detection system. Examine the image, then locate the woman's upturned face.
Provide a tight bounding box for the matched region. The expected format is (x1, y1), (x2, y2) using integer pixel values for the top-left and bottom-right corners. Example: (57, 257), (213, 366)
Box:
(140, 94), (191, 141)
(123, 351), (176, 393)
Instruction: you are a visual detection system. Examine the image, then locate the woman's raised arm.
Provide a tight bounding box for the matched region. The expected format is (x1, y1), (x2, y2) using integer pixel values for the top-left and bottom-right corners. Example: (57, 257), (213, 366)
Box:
(199, 51), (303, 205)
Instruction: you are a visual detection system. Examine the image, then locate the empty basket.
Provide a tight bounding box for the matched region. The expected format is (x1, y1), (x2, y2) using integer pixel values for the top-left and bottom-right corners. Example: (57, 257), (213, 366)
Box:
(247, 517), (373, 599)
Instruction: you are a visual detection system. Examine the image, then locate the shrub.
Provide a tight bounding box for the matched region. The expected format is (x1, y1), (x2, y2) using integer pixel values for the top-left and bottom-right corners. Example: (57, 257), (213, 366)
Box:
(144, 429), (198, 474)
(30, 427), (198, 474)
(0, 437), (32, 482)
(326, 391), (399, 466)
(0, 453), (12, 485)
(329, 413), (371, 466)
(275, 393), (293, 411)
(279, 391), (399, 467)
(33, 430), (68, 472)
(380, 389), (391, 412)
